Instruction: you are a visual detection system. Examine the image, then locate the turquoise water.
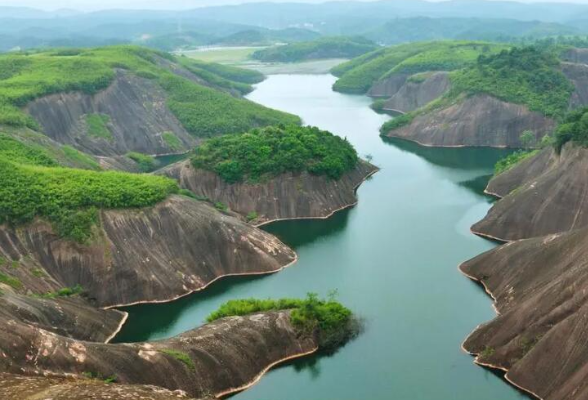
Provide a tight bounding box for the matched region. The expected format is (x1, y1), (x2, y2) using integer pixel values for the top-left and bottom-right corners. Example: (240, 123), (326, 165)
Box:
(115, 74), (525, 400)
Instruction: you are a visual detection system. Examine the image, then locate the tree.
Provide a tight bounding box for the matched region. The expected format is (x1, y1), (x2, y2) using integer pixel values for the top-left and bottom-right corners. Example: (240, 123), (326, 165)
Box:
(520, 130), (536, 148)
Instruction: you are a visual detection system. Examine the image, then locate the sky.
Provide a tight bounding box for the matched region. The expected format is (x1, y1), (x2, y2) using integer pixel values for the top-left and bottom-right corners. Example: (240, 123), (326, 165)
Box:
(1, 0), (588, 11)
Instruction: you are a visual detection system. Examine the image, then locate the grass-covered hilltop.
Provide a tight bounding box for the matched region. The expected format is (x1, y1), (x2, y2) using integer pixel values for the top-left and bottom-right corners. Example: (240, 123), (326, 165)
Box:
(191, 125), (359, 183)
(251, 36), (378, 63)
(0, 45), (299, 159)
(332, 41), (510, 94)
(334, 39), (588, 148)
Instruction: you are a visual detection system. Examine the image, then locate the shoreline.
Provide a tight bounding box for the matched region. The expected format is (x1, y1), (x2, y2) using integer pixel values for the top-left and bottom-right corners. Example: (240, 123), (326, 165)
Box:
(254, 166), (379, 227)
(458, 261), (542, 400)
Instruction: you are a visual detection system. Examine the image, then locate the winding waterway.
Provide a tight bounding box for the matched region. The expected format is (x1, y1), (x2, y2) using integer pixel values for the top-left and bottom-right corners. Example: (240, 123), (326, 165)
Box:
(115, 74), (526, 400)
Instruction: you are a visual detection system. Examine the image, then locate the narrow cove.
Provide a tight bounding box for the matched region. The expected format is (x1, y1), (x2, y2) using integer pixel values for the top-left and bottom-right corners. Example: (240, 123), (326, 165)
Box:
(115, 74), (526, 400)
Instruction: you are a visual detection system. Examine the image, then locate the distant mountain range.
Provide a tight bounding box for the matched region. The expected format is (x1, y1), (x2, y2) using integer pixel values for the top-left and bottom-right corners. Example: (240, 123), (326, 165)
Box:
(0, 1), (587, 52)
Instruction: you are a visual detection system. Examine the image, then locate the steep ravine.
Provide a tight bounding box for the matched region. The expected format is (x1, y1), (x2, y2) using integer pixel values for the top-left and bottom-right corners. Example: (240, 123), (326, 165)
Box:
(161, 160), (377, 225)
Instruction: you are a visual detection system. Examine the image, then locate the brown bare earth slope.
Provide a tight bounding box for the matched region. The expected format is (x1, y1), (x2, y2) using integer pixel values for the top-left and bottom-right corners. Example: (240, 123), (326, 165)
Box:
(26, 70), (196, 157)
(0, 195), (295, 308)
(0, 311), (316, 399)
(0, 373), (201, 400)
(383, 94), (555, 148)
(161, 160), (378, 224)
(383, 72), (451, 114)
(460, 227), (588, 400)
(472, 143), (588, 241)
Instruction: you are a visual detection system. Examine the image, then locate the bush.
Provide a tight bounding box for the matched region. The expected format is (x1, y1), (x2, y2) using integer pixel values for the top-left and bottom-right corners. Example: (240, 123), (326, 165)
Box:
(127, 152), (158, 172)
(191, 125), (358, 183)
(494, 150), (539, 175)
(86, 114), (113, 141)
(159, 349), (195, 371)
(554, 107), (588, 151)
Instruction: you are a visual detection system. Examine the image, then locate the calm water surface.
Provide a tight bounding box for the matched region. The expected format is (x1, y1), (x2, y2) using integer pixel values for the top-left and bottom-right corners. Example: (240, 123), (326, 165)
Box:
(116, 74), (525, 400)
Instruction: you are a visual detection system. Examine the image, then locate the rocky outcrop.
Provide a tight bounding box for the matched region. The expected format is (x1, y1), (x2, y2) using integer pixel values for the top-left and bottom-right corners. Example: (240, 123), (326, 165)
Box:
(484, 147), (556, 198)
(26, 70), (196, 157)
(161, 160), (378, 225)
(0, 311), (317, 399)
(561, 47), (588, 65)
(460, 227), (588, 400)
(384, 94), (555, 148)
(0, 373), (201, 400)
(562, 62), (588, 109)
(383, 72), (451, 114)
(368, 74), (409, 98)
(473, 143), (588, 241)
(0, 195), (296, 308)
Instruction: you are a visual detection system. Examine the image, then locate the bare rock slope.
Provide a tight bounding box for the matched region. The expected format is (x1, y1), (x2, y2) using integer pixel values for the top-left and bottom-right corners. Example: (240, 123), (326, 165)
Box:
(383, 94), (555, 147)
(460, 227), (588, 400)
(26, 70), (196, 157)
(383, 72), (451, 114)
(0, 195), (295, 308)
(0, 310), (316, 399)
(161, 160), (377, 224)
(473, 143), (588, 241)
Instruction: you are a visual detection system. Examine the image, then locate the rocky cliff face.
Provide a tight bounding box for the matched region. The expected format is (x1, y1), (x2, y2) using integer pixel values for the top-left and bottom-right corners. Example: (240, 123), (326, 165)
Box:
(0, 195), (295, 308)
(383, 72), (451, 114)
(26, 70), (196, 157)
(0, 311), (316, 399)
(562, 62), (588, 109)
(161, 160), (377, 225)
(484, 146), (556, 198)
(562, 48), (588, 65)
(473, 143), (588, 241)
(384, 94), (555, 147)
(460, 227), (588, 400)
(367, 74), (409, 98)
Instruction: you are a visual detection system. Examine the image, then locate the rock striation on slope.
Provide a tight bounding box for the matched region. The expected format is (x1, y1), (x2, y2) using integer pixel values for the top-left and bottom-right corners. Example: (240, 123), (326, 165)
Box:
(161, 160), (378, 225)
(472, 143), (588, 241)
(461, 228), (588, 400)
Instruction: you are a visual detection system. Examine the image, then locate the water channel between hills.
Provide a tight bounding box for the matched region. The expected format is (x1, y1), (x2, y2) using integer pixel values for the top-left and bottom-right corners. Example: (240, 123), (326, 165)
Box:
(115, 74), (526, 400)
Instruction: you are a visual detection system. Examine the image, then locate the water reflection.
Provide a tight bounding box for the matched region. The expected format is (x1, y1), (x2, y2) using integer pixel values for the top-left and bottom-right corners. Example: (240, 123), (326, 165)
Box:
(263, 208), (351, 249)
(382, 137), (514, 171)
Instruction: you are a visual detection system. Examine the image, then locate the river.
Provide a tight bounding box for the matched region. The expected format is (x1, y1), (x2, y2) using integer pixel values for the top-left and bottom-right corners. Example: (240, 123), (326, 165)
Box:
(115, 74), (526, 400)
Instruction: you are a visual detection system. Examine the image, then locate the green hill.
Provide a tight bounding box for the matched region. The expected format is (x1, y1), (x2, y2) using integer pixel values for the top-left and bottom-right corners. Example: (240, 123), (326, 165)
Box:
(251, 36), (378, 63)
(332, 41), (509, 94)
(0, 46), (299, 136)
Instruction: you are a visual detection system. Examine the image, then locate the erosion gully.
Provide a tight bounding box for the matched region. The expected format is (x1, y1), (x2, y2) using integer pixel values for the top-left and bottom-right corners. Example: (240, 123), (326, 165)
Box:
(115, 74), (526, 400)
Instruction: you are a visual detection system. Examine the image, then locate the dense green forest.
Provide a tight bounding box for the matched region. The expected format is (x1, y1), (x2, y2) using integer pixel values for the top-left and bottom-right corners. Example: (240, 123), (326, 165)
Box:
(332, 41), (509, 94)
(207, 293), (355, 350)
(251, 36), (378, 63)
(191, 125), (359, 183)
(554, 107), (588, 150)
(0, 133), (179, 242)
(450, 47), (574, 118)
(0, 46), (299, 136)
